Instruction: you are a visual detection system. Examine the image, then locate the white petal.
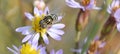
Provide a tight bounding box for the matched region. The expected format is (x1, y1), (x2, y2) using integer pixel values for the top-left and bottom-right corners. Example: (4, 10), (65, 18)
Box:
(114, 8), (120, 22)
(34, 7), (40, 16)
(7, 47), (18, 54)
(22, 35), (32, 43)
(51, 24), (65, 29)
(32, 33), (40, 44)
(44, 6), (49, 15)
(12, 45), (19, 52)
(66, 0), (83, 8)
(24, 12), (34, 21)
(50, 49), (55, 54)
(42, 34), (49, 44)
(56, 49), (63, 54)
(117, 23), (120, 32)
(48, 28), (64, 35)
(47, 31), (61, 40)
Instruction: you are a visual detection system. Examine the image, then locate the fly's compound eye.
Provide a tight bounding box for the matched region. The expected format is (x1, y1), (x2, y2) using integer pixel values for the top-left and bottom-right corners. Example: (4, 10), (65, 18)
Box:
(44, 16), (53, 24)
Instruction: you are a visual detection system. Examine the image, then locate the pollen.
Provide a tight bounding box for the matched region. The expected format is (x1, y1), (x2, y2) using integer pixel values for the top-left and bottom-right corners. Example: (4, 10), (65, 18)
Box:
(32, 14), (47, 36)
(20, 43), (40, 54)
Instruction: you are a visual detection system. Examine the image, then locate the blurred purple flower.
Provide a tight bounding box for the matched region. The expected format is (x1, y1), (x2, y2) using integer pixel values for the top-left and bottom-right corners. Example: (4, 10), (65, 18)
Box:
(65, 0), (100, 11)
(107, 0), (120, 32)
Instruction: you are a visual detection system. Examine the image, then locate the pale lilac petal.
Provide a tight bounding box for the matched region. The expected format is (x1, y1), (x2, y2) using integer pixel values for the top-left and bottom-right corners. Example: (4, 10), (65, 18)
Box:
(47, 31), (61, 40)
(40, 47), (46, 54)
(111, 0), (119, 8)
(56, 49), (63, 54)
(48, 28), (64, 35)
(21, 29), (32, 35)
(12, 45), (19, 52)
(24, 12), (34, 21)
(66, 0), (84, 9)
(99, 42), (106, 48)
(22, 35), (32, 43)
(114, 8), (120, 22)
(34, 7), (40, 16)
(107, 6), (112, 14)
(42, 34), (49, 44)
(31, 43), (38, 50)
(15, 26), (31, 32)
(39, 10), (43, 15)
(51, 24), (65, 29)
(50, 49), (55, 54)
(37, 45), (42, 50)
(117, 23), (120, 32)
(44, 6), (49, 15)
(57, 16), (63, 22)
(32, 33), (40, 44)
(86, 0), (94, 9)
(7, 47), (18, 54)
(94, 36), (99, 41)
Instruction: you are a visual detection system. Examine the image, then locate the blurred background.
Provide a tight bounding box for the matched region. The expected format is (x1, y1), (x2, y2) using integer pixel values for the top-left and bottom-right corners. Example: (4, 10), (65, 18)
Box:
(0, 0), (120, 54)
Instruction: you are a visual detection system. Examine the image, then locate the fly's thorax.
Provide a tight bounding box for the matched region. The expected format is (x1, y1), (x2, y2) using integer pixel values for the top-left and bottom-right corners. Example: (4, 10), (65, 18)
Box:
(39, 14), (58, 28)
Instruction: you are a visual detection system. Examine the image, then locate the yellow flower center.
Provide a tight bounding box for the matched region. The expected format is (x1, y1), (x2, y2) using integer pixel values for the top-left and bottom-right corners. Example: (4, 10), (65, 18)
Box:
(81, 0), (91, 6)
(32, 14), (46, 36)
(20, 43), (40, 54)
(112, 6), (120, 13)
(81, 0), (96, 7)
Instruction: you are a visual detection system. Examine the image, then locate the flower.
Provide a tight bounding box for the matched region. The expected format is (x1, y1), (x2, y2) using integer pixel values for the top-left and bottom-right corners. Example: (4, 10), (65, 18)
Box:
(50, 49), (63, 54)
(16, 7), (65, 44)
(7, 41), (46, 54)
(71, 36), (106, 54)
(107, 0), (120, 32)
(65, 0), (100, 11)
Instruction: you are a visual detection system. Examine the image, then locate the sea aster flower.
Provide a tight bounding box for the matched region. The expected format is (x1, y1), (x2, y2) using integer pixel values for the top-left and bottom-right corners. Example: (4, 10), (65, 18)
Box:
(50, 49), (63, 54)
(7, 41), (46, 54)
(71, 36), (106, 54)
(107, 0), (120, 32)
(65, 0), (100, 11)
(16, 7), (65, 44)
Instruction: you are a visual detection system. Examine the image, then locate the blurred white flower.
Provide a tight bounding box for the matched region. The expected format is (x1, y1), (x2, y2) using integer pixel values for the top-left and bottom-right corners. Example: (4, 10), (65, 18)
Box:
(34, 0), (46, 10)
(65, 0), (100, 11)
(7, 41), (46, 54)
(16, 7), (65, 44)
(50, 49), (63, 54)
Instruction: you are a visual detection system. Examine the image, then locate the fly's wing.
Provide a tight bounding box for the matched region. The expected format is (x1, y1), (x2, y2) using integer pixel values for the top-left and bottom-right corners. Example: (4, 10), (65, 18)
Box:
(49, 7), (65, 24)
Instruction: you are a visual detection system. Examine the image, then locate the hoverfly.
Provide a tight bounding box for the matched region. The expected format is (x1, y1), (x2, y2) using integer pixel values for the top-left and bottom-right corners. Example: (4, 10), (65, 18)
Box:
(39, 14), (58, 28)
